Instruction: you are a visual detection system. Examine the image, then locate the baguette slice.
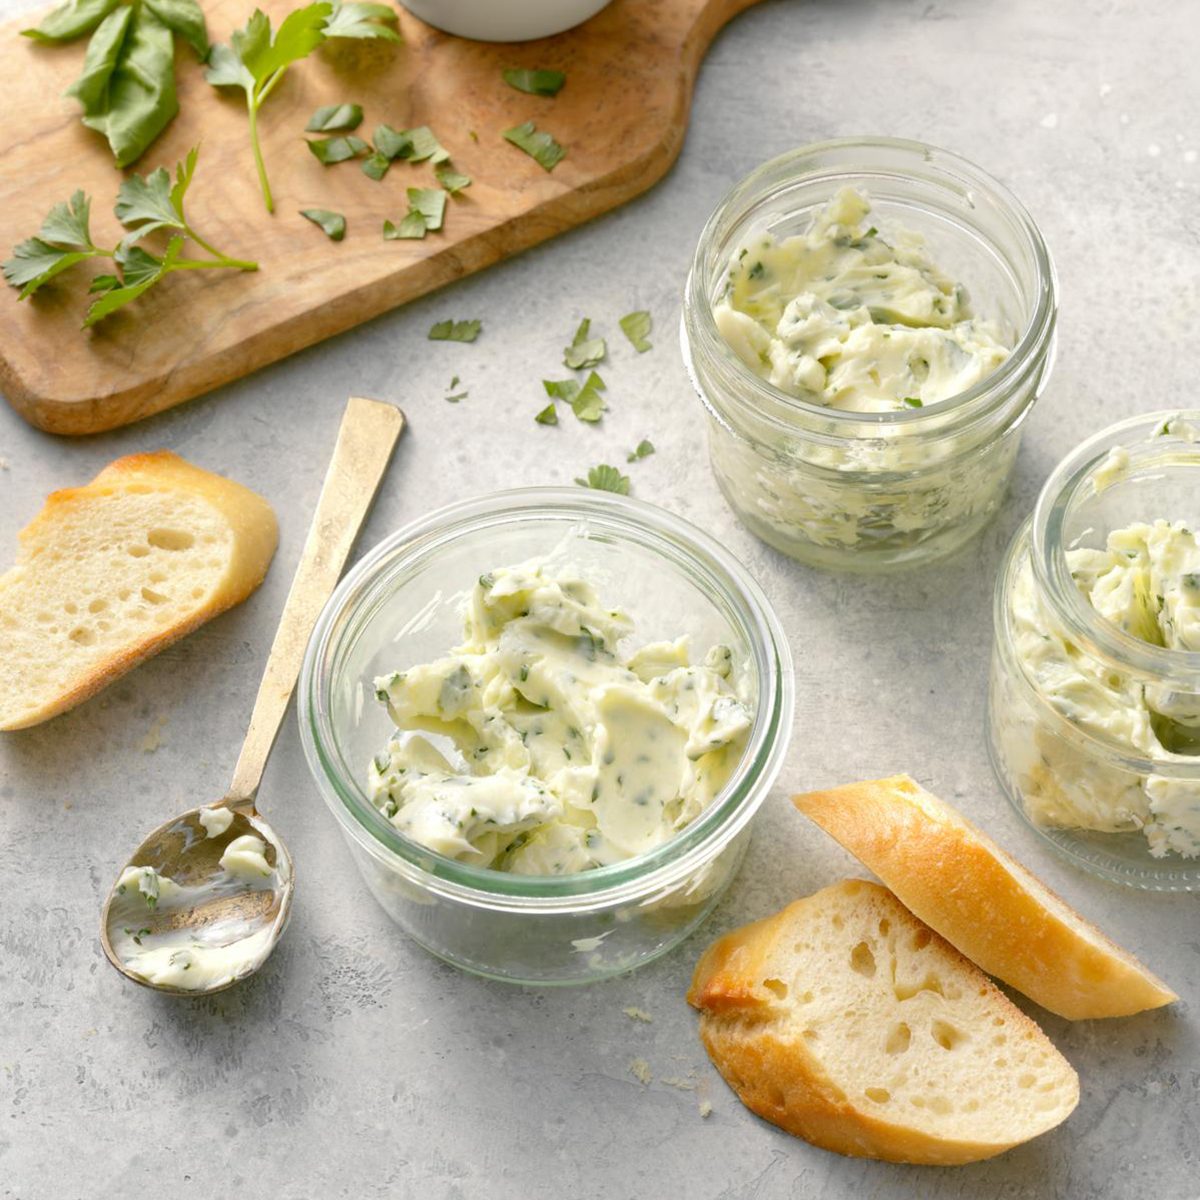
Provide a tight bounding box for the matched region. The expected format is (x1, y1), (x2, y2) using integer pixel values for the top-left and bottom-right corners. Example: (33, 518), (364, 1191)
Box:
(689, 880), (1079, 1165)
(794, 776), (1177, 1020)
(0, 451), (278, 730)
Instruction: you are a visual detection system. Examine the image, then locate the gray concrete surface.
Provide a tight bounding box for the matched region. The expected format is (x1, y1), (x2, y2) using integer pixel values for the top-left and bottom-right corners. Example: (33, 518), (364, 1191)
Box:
(2, 0), (1199, 1196)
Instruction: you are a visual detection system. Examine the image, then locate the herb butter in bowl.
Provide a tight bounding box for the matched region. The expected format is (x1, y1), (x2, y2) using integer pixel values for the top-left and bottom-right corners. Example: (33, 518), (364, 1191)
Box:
(682, 137), (1057, 571)
(989, 412), (1200, 890)
(299, 488), (793, 984)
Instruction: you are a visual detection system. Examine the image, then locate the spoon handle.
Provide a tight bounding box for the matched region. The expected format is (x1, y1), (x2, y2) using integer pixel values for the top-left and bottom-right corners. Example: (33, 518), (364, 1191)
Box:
(227, 397), (406, 806)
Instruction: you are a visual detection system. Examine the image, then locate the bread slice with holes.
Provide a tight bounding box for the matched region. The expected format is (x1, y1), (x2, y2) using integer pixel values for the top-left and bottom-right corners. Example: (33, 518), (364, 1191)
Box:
(688, 880), (1079, 1165)
(793, 776), (1177, 1020)
(0, 451), (277, 730)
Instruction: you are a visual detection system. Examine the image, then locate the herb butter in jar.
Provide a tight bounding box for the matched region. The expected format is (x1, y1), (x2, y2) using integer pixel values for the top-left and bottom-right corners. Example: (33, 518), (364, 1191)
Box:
(682, 138), (1057, 571)
(988, 412), (1200, 890)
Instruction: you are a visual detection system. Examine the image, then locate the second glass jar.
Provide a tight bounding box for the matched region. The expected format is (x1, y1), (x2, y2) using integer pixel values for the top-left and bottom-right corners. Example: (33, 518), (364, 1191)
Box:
(681, 137), (1057, 572)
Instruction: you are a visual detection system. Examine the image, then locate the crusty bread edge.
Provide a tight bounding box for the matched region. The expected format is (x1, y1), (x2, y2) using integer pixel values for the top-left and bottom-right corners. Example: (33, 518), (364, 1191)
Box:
(0, 452), (278, 731)
(793, 776), (1178, 1020)
(689, 881), (1080, 1166)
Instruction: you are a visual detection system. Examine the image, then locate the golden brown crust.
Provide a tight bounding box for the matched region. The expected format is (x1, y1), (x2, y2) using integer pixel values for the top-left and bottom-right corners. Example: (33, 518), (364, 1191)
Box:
(689, 881), (1078, 1165)
(793, 776), (1177, 1020)
(0, 451), (278, 731)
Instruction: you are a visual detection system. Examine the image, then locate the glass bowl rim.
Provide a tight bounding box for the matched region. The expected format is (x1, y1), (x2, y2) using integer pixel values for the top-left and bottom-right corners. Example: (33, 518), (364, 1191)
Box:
(297, 486), (796, 906)
(1029, 409), (1200, 686)
(683, 134), (1057, 436)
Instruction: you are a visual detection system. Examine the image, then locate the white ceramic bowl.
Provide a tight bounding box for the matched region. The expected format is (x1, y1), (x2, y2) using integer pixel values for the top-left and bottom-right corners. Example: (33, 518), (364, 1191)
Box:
(399, 0), (612, 41)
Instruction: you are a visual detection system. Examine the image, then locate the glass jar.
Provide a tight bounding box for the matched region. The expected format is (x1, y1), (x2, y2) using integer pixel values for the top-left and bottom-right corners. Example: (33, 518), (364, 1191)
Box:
(988, 411), (1200, 890)
(298, 488), (795, 984)
(681, 137), (1057, 572)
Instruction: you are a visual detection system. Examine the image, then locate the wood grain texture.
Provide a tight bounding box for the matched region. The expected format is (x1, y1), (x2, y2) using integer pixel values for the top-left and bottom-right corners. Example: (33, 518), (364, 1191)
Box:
(0, 0), (760, 435)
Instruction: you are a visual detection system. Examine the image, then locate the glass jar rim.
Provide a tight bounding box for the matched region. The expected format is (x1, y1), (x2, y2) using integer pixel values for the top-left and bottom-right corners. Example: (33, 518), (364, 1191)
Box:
(1030, 409), (1200, 687)
(298, 486), (795, 908)
(683, 135), (1057, 442)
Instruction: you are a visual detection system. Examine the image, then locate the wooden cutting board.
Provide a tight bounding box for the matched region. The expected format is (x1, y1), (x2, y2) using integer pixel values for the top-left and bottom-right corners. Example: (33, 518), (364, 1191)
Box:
(0, 0), (760, 435)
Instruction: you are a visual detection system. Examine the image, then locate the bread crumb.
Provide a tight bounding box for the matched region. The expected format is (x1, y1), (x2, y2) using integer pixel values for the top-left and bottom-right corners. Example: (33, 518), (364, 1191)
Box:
(629, 1058), (652, 1086)
(140, 715), (168, 754)
(623, 1006), (653, 1023)
(699, 1100), (713, 1118)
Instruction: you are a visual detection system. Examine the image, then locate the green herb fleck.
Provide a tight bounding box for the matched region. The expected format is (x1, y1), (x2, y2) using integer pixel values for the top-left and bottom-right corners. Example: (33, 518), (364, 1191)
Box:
(747, 261), (764, 280)
(618, 309), (652, 352)
(429, 318), (482, 342)
(406, 125), (450, 164)
(306, 134), (369, 164)
(434, 164), (472, 194)
(361, 151), (391, 181)
(305, 102), (363, 132)
(535, 403), (559, 425)
(503, 120), (565, 171)
(901, 396), (923, 408)
(564, 317), (606, 369)
(299, 208), (346, 240)
(575, 464), (629, 494)
(570, 371), (606, 422)
(502, 67), (566, 97)
(626, 438), (655, 462)
(384, 188), (448, 240)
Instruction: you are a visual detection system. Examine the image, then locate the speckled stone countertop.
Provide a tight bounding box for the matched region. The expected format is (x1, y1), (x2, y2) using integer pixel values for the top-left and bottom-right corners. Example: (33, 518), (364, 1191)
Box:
(2, 0), (1198, 1197)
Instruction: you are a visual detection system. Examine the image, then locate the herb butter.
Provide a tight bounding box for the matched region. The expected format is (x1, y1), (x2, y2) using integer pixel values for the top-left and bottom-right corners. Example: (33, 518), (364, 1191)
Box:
(1004, 520), (1200, 857)
(714, 188), (1009, 413)
(368, 562), (754, 874)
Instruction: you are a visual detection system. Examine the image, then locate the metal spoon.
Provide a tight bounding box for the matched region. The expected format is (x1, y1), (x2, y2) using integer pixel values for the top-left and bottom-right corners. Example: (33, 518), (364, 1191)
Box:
(101, 396), (405, 995)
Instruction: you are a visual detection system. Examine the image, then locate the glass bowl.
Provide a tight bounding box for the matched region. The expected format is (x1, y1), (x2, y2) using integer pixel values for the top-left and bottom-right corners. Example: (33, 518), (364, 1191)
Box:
(988, 412), (1200, 890)
(681, 136), (1057, 572)
(298, 488), (795, 983)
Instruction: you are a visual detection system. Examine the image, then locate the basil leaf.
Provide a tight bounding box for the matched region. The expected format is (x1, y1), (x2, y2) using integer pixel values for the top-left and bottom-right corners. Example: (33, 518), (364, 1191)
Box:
(306, 134), (370, 164)
(321, 1), (402, 41)
(575, 465), (629, 494)
(429, 319), (482, 342)
(22, 0), (119, 42)
(306, 102), (363, 132)
(383, 214), (427, 239)
(434, 164), (471, 194)
(142, 0), (208, 58)
(408, 188), (446, 232)
(570, 372), (606, 422)
(502, 67), (565, 97)
(70, 6), (179, 167)
(300, 208), (346, 240)
(534, 404), (558, 425)
(619, 309), (652, 353)
(503, 120), (565, 171)
(626, 438), (655, 462)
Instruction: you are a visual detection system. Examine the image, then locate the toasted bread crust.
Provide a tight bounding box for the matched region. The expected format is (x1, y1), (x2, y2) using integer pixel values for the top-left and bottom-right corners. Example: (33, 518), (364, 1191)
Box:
(690, 881), (1079, 1165)
(793, 776), (1177, 1020)
(0, 451), (278, 731)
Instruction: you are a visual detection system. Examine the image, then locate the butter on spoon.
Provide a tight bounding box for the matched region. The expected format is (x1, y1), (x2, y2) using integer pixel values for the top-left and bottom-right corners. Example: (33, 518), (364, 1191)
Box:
(100, 397), (405, 995)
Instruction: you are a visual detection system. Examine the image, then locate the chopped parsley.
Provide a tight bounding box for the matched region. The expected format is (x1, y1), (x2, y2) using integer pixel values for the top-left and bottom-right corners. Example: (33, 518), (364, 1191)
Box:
(502, 68), (566, 97)
(618, 310), (652, 352)
(306, 103), (363, 132)
(305, 135), (370, 165)
(564, 317), (606, 369)
(902, 396), (923, 408)
(429, 318), (482, 342)
(434, 164), (472, 194)
(575, 464), (629, 494)
(299, 209), (346, 240)
(534, 403), (559, 425)
(503, 121), (565, 171)
(626, 438), (655, 462)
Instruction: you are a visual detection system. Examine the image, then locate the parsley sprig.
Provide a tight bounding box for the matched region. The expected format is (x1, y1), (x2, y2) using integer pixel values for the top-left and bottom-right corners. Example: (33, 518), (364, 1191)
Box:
(2, 147), (256, 327)
(206, 2), (401, 213)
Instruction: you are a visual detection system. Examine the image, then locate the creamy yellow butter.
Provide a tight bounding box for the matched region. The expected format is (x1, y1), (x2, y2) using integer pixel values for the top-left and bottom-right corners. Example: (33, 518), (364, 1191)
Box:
(1005, 520), (1200, 856)
(714, 188), (1009, 413)
(369, 563), (754, 874)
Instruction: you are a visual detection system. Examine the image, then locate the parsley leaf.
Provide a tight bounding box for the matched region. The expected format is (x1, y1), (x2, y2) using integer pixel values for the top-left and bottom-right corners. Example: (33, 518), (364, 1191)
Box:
(564, 317), (606, 369)
(534, 403), (559, 425)
(361, 151), (391, 180)
(502, 67), (566, 97)
(406, 126), (450, 164)
(300, 208), (346, 240)
(627, 438), (655, 462)
(373, 124), (413, 160)
(575, 464), (629, 494)
(429, 319), (482, 342)
(382, 214), (426, 240)
(207, 2), (401, 212)
(902, 396), (923, 408)
(503, 121), (565, 171)
(306, 102), (363, 131)
(619, 310), (652, 352)
(434, 164), (472, 194)
(383, 189), (448, 241)
(542, 378), (579, 403)
(570, 371), (606, 422)
(2, 147), (256, 324)
(24, 0), (208, 166)
(306, 134), (370, 164)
